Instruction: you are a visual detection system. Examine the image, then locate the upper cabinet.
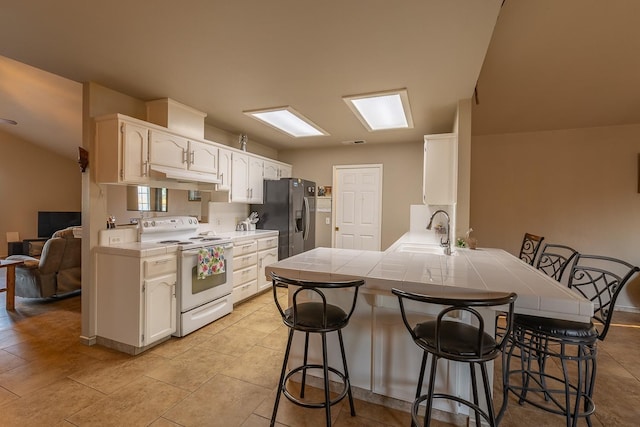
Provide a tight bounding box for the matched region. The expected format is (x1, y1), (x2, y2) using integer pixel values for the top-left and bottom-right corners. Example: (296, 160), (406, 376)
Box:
(149, 129), (218, 175)
(423, 133), (457, 205)
(264, 160), (293, 180)
(96, 115), (151, 185)
(95, 113), (292, 198)
(231, 152), (263, 203)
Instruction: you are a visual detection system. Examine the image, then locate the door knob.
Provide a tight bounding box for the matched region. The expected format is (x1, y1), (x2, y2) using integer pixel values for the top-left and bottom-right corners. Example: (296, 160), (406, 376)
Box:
(335, 226), (339, 231)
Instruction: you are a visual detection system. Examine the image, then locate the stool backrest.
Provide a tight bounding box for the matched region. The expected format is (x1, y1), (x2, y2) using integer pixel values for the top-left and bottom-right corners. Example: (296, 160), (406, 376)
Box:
(568, 254), (639, 340)
(536, 243), (579, 283)
(519, 233), (545, 265)
(271, 273), (365, 330)
(392, 288), (517, 361)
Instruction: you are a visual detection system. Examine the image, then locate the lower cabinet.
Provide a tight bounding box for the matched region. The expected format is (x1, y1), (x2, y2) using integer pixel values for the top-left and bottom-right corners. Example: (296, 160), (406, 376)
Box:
(231, 233), (278, 303)
(257, 237), (279, 292)
(96, 250), (177, 354)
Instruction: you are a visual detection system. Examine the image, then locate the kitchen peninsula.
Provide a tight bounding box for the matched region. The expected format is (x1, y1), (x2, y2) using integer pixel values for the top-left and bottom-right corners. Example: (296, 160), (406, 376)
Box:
(265, 233), (594, 422)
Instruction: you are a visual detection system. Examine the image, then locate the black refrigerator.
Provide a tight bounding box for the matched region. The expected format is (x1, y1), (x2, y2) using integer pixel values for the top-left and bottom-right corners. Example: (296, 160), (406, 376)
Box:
(251, 178), (316, 260)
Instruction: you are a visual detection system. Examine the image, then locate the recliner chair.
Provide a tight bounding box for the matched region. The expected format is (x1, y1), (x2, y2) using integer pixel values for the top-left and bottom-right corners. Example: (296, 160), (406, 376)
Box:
(6, 227), (81, 298)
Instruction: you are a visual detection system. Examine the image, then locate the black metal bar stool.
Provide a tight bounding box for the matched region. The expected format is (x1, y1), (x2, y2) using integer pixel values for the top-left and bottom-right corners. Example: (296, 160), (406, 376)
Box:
(270, 272), (365, 427)
(498, 254), (639, 427)
(393, 288), (517, 427)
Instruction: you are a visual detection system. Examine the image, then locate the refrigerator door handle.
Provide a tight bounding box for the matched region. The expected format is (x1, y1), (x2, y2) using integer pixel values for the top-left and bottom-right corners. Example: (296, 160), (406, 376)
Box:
(302, 196), (310, 240)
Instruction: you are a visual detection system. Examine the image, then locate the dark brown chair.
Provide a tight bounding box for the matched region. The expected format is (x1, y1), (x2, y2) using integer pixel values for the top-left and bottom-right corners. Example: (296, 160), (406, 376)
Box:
(519, 233), (545, 265)
(535, 243), (579, 283)
(499, 254), (639, 427)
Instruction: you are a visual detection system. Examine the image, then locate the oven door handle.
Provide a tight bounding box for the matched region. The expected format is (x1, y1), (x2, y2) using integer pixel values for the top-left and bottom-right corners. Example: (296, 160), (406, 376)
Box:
(181, 244), (233, 256)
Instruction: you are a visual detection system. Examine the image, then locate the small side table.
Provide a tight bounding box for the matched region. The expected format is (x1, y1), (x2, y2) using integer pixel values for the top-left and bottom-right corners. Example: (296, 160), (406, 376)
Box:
(1, 259), (24, 310)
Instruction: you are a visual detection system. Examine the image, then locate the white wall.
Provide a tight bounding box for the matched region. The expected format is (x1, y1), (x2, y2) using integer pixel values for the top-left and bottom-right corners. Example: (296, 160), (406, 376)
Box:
(471, 124), (640, 311)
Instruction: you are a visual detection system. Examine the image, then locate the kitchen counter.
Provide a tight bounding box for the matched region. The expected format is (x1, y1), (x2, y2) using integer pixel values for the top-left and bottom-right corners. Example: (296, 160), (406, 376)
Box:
(264, 235), (594, 421)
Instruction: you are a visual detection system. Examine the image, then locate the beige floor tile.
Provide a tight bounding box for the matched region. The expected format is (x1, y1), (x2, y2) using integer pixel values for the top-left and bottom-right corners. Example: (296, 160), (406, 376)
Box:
(148, 328), (214, 359)
(162, 373), (271, 427)
(199, 324), (270, 357)
(148, 417), (183, 426)
(68, 352), (170, 395)
(234, 309), (284, 334)
(223, 344), (285, 389)
(0, 377), (104, 427)
(66, 375), (190, 426)
(146, 345), (236, 391)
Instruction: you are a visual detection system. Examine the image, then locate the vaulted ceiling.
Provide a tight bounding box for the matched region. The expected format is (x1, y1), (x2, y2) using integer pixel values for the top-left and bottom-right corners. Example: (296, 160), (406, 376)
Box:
(1, 1), (639, 161)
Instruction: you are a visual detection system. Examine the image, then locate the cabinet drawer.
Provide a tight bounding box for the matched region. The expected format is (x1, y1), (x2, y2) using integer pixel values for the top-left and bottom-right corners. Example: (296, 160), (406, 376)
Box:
(143, 254), (177, 278)
(258, 236), (278, 251)
(234, 252), (257, 269)
(234, 240), (257, 256)
(232, 280), (258, 304)
(233, 266), (257, 287)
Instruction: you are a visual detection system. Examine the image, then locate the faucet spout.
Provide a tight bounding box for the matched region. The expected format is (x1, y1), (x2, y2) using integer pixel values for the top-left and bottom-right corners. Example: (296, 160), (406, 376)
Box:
(427, 209), (451, 255)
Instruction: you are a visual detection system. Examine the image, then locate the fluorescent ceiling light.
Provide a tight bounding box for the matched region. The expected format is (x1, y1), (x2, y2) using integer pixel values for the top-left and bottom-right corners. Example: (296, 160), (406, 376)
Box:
(343, 89), (414, 131)
(244, 106), (328, 138)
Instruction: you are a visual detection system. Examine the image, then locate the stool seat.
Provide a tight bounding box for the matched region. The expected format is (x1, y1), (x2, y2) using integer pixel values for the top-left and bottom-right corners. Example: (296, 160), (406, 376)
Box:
(513, 314), (598, 341)
(283, 302), (348, 331)
(414, 320), (498, 358)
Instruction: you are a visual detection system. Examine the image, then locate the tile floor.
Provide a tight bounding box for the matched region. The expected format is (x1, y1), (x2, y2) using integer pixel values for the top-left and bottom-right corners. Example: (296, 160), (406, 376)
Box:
(0, 284), (639, 426)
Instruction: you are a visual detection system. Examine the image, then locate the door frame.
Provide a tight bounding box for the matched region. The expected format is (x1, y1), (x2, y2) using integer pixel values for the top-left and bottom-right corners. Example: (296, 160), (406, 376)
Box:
(331, 164), (383, 250)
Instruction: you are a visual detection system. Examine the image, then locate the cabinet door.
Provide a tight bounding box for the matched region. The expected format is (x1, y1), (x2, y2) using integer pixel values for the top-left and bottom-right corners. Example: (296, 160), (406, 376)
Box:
(217, 148), (233, 191)
(257, 247), (279, 292)
(121, 121), (150, 183)
(144, 273), (177, 345)
(279, 164), (293, 179)
(263, 160), (279, 180)
(423, 133), (457, 205)
(231, 153), (249, 202)
(149, 129), (189, 170)
(189, 140), (218, 174)
(248, 156), (264, 203)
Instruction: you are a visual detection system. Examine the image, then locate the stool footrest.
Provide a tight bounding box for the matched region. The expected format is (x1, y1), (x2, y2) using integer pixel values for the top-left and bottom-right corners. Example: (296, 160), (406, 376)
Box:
(282, 364), (350, 409)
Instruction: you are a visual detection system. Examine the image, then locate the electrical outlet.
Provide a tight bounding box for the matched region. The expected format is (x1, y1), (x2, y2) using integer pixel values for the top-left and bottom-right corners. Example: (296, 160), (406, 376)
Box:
(109, 236), (122, 245)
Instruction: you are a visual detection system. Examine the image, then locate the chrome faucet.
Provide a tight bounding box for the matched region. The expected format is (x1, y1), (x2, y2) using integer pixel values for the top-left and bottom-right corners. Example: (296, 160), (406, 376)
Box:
(426, 209), (451, 255)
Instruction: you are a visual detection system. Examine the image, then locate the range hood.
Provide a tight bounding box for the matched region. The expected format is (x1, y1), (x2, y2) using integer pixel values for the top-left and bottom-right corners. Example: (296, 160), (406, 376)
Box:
(149, 164), (221, 185)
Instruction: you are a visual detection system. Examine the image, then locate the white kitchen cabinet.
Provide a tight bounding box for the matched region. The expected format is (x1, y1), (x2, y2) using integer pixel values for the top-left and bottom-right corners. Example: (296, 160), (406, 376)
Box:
(231, 152), (264, 203)
(149, 129), (190, 169)
(95, 114), (151, 184)
(232, 239), (258, 304)
(263, 160), (279, 180)
(96, 249), (177, 354)
(278, 163), (293, 178)
(188, 139), (218, 174)
(423, 133), (457, 205)
(149, 129), (218, 175)
(257, 236), (278, 292)
(217, 147), (232, 191)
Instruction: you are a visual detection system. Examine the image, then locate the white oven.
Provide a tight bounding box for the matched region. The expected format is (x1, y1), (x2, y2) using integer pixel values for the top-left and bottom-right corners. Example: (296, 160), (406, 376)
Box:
(136, 216), (235, 337)
(177, 242), (234, 336)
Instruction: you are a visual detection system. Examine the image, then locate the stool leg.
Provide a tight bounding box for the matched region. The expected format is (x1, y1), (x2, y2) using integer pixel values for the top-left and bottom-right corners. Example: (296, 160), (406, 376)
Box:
(424, 354), (439, 427)
(321, 332), (331, 427)
(300, 332), (310, 398)
(337, 329), (356, 416)
(497, 335), (516, 424)
(480, 361), (497, 427)
(469, 363), (481, 427)
(411, 352), (428, 427)
(271, 329), (295, 427)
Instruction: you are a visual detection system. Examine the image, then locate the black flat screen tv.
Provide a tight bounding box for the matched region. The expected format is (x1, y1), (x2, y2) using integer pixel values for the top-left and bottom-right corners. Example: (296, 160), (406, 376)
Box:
(37, 211), (81, 238)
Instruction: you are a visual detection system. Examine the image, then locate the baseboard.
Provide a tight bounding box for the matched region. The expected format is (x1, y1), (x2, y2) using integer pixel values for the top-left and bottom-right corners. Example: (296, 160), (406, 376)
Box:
(615, 306), (640, 314)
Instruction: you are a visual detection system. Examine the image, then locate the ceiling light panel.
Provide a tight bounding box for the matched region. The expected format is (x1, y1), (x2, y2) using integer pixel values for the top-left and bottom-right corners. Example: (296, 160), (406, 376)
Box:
(344, 89), (414, 131)
(244, 107), (328, 138)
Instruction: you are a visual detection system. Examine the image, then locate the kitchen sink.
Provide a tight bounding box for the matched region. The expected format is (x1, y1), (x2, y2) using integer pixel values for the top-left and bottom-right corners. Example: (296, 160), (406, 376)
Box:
(394, 243), (455, 255)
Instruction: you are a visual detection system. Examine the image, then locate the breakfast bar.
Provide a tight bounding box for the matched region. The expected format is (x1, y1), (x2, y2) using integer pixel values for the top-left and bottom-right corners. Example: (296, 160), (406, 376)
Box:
(265, 242), (594, 423)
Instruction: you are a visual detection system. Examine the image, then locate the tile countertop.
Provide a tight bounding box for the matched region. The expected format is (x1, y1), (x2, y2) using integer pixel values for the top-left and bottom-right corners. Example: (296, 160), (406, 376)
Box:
(266, 232), (594, 323)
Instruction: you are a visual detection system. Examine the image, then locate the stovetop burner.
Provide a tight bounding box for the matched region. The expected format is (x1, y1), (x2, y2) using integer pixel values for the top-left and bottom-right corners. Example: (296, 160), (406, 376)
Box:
(159, 240), (180, 244)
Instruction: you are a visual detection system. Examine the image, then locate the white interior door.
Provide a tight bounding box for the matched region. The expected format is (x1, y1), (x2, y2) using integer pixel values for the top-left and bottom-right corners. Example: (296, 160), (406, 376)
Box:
(332, 165), (382, 251)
